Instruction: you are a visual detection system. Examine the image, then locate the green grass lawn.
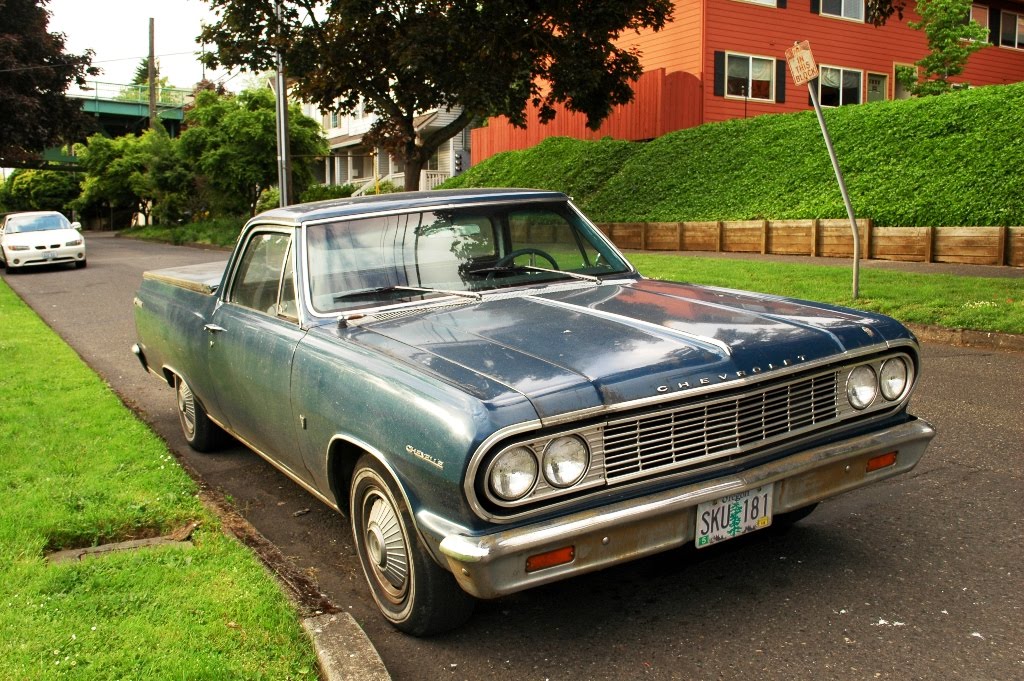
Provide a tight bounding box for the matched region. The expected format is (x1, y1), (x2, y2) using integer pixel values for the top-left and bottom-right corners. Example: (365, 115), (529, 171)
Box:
(0, 280), (318, 679)
(628, 253), (1024, 335)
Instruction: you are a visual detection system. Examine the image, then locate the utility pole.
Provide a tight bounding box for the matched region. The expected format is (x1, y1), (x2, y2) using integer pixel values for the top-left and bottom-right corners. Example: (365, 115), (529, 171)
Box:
(274, 0), (293, 207)
(148, 18), (158, 130)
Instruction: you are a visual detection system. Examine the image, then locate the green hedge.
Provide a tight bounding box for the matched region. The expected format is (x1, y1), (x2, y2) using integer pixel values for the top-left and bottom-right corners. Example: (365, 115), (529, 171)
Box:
(444, 83), (1024, 227)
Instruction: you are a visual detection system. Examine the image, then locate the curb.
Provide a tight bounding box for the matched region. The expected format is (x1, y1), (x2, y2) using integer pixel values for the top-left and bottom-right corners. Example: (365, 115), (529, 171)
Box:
(908, 324), (1024, 353)
(303, 613), (391, 681)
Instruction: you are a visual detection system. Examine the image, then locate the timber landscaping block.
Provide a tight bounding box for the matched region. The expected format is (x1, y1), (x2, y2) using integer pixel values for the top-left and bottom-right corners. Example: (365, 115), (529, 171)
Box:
(1010, 227), (1024, 267)
(767, 219), (814, 256)
(680, 221), (720, 251)
(721, 220), (764, 253)
(646, 222), (683, 251)
(933, 226), (1005, 265)
(872, 226), (930, 262)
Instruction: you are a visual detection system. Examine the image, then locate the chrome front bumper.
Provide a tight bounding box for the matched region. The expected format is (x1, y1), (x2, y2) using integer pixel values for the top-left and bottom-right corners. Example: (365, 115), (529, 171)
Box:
(437, 418), (935, 599)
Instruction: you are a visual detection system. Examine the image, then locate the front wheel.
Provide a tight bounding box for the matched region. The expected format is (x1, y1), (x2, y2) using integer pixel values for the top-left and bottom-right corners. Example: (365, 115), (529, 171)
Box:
(350, 456), (475, 636)
(74, 259), (87, 269)
(175, 375), (224, 452)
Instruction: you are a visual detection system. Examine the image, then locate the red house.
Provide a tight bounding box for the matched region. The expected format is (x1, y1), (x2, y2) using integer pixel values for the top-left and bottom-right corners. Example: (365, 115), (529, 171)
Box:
(471, 1), (1024, 162)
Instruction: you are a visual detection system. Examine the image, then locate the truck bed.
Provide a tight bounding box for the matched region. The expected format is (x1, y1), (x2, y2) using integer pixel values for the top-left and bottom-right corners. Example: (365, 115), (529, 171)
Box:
(142, 261), (226, 294)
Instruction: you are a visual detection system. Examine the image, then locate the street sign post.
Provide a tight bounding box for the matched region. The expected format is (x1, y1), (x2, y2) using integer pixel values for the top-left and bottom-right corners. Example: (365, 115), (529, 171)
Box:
(786, 41), (860, 299)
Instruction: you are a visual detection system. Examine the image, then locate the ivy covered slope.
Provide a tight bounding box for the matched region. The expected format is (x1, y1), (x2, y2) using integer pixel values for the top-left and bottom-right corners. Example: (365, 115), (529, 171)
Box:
(444, 82), (1024, 227)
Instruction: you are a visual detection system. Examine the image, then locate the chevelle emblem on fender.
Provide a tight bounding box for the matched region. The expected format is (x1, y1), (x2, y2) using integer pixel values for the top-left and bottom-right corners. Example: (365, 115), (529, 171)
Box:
(406, 444), (444, 470)
(657, 355), (808, 394)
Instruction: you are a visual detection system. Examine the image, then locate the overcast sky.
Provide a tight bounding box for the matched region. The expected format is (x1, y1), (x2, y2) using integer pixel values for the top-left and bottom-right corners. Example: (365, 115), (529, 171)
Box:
(46, 0), (241, 91)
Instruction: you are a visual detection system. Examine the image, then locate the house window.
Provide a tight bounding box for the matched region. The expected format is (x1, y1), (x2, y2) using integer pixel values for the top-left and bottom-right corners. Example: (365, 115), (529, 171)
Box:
(736, 0), (779, 6)
(1001, 10), (1024, 48)
(967, 5), (989, 41)
(866, 73), (888, 102)
(329, 111), (339, 128)
(819, 66), (862, 106)
(726, 53), (775, 100)
(821, 0), (864, 21)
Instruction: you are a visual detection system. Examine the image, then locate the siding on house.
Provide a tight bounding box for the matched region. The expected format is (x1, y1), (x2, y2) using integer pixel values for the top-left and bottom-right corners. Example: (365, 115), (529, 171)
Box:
(472, 0), (1024, 162)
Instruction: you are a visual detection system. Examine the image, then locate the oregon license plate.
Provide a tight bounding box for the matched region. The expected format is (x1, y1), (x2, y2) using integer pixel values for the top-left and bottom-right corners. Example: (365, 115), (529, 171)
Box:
(43, 251), (55, 260)
(695, 484), (773, 548)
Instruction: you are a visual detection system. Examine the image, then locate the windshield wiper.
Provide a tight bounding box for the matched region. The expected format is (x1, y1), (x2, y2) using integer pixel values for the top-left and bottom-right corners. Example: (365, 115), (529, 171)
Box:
(469, 264), (601, 284)
(333, 285), (481, 302)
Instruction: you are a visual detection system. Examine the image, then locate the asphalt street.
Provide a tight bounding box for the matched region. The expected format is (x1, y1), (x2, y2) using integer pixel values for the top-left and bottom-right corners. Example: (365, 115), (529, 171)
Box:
(3, 232), (1022, 681)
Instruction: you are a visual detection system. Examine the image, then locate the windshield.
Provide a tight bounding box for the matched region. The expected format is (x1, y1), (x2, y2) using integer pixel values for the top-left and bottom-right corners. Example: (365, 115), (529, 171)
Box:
(305, 201), (632, 314)
(4, 213), (70, 234)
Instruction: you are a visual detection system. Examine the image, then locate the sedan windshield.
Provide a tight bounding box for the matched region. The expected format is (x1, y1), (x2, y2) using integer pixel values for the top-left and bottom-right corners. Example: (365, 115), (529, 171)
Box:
(4, 213), (69, 234)
(305, 201), (632, 314)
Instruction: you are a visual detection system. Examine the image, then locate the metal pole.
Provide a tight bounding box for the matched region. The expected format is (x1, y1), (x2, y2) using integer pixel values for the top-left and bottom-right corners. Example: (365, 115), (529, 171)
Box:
(148, 19), (158, 130)
(807, 82), (860, 299)
(274, 0), (292, 207)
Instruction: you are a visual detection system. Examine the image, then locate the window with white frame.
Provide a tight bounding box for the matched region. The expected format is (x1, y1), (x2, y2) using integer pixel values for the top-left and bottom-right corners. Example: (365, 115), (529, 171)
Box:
(819, 66), (862, 106)
(821, 0), (864, 21)
(1001, 10), (1024, 48)
(737, 0), (778, 5)
(726, 53), (775, 100)
(967, 4), (989, 41)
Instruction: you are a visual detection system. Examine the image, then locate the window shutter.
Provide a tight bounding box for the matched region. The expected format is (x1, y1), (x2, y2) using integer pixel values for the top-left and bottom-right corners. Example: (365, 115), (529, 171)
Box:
(775, 60), (787, 103)
(810, 0), (820, 14)
(778, 0), (787, 8)
(714, 51), (726, 97)
(990, 11), (1001, 45)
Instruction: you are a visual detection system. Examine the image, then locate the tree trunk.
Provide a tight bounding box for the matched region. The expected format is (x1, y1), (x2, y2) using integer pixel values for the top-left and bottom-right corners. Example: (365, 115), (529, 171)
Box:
(403, 155), (427, 191)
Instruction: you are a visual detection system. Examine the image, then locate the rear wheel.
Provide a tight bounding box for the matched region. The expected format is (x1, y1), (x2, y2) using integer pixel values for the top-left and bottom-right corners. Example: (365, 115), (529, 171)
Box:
(350, 455), (475, 636)
(175, 375), (224, 452)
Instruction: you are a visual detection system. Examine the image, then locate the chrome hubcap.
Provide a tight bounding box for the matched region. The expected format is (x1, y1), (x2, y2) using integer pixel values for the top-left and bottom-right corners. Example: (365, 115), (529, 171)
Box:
(365, 494), (409, 601)
(177, 380), (196, 436)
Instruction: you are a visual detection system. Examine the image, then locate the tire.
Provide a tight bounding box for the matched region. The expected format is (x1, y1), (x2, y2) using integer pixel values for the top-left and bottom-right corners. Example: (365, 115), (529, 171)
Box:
(75, 259), (87, 269)
(175, 375), (224, 452)
(350, 455), (475, 636)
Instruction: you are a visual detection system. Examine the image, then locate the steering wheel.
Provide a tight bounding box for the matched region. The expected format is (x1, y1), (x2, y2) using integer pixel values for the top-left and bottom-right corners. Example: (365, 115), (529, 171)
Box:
(496, 248), (560, 270)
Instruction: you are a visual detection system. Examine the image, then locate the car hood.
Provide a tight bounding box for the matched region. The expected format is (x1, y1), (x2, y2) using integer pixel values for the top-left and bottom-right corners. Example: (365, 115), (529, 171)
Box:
(2, 228), (81, 247)
(336, 279), (914, 420)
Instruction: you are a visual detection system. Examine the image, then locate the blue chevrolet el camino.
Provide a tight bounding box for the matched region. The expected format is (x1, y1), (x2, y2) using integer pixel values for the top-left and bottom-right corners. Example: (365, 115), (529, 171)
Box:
(132, 189), (935, 635)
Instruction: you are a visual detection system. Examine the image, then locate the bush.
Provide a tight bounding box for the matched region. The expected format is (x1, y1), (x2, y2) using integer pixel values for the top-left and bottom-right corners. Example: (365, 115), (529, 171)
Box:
(444, 83), (1024, 227)
(299, 183), (356, 202)
(255, 188), (280, 215)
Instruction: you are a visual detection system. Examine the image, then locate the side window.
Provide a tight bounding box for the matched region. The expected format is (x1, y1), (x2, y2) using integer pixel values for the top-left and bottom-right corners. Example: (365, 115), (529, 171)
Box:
(230, 232), (291, 314)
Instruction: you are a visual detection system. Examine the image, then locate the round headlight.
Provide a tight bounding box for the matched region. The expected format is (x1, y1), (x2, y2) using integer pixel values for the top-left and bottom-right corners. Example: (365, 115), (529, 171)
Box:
(489, 446), (538, 501)
(879, 358), (909, 401)
(847, 365), (878, 410)
(542, 436), (590, 488)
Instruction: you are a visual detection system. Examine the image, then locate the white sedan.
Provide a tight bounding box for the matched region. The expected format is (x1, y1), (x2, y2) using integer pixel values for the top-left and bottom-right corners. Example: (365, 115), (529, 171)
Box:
(0, 211), (87, 271)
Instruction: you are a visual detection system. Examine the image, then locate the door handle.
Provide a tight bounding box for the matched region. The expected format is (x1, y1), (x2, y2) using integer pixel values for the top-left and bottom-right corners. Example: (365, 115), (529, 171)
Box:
(203, 324), (226, 334)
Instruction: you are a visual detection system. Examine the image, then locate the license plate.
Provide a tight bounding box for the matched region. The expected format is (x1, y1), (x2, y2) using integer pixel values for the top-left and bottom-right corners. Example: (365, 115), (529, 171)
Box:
(43, 251), (55, 260)
(695, 484), (773, 548)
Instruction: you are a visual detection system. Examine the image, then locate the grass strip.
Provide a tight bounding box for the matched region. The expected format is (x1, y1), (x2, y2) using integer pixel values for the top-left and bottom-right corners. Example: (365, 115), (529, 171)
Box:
(628, 253), (1024, 335)
(0, 279), (318, 679)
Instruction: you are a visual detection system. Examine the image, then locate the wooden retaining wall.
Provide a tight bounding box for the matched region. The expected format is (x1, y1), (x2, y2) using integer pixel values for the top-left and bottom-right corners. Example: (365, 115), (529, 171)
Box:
(596, 220), (1024, 268)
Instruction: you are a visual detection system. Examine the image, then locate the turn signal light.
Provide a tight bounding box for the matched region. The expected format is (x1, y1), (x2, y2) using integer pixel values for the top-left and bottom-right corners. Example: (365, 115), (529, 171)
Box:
(866, 451), (898, 472)
(525, 546), (575, 573)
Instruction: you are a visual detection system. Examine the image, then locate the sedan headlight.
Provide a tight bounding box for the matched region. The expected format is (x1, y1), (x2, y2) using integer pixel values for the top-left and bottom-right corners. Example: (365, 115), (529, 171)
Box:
(847, 365), (878, 410)
(7, 244), (29, 251)
(542, 436), (590, 488)
(489, 446), (538, 501)
(65, 238), (83, 247)
(879, 357), (909, 401)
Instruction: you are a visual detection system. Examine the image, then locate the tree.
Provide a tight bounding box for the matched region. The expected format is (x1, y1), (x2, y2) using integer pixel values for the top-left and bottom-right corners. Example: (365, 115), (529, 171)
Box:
(900, 0), (988, 96)
(178, 88), (327, 215)
(0, 0), (98, 167)
(0, 168), (81, 212)
(199, 0), (680, 190)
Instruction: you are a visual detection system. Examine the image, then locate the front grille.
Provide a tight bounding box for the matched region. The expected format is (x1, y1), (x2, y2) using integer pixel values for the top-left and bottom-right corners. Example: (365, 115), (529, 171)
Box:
(602, 372), (839, 481)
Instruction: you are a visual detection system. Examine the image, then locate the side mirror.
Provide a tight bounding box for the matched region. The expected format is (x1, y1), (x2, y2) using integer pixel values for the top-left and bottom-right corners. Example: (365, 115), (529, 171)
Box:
(71, 222), (82, 231)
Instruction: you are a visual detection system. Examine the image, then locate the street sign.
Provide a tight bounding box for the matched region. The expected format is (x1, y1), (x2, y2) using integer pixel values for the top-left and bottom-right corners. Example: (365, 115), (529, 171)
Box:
(786, 40), (818, 87)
